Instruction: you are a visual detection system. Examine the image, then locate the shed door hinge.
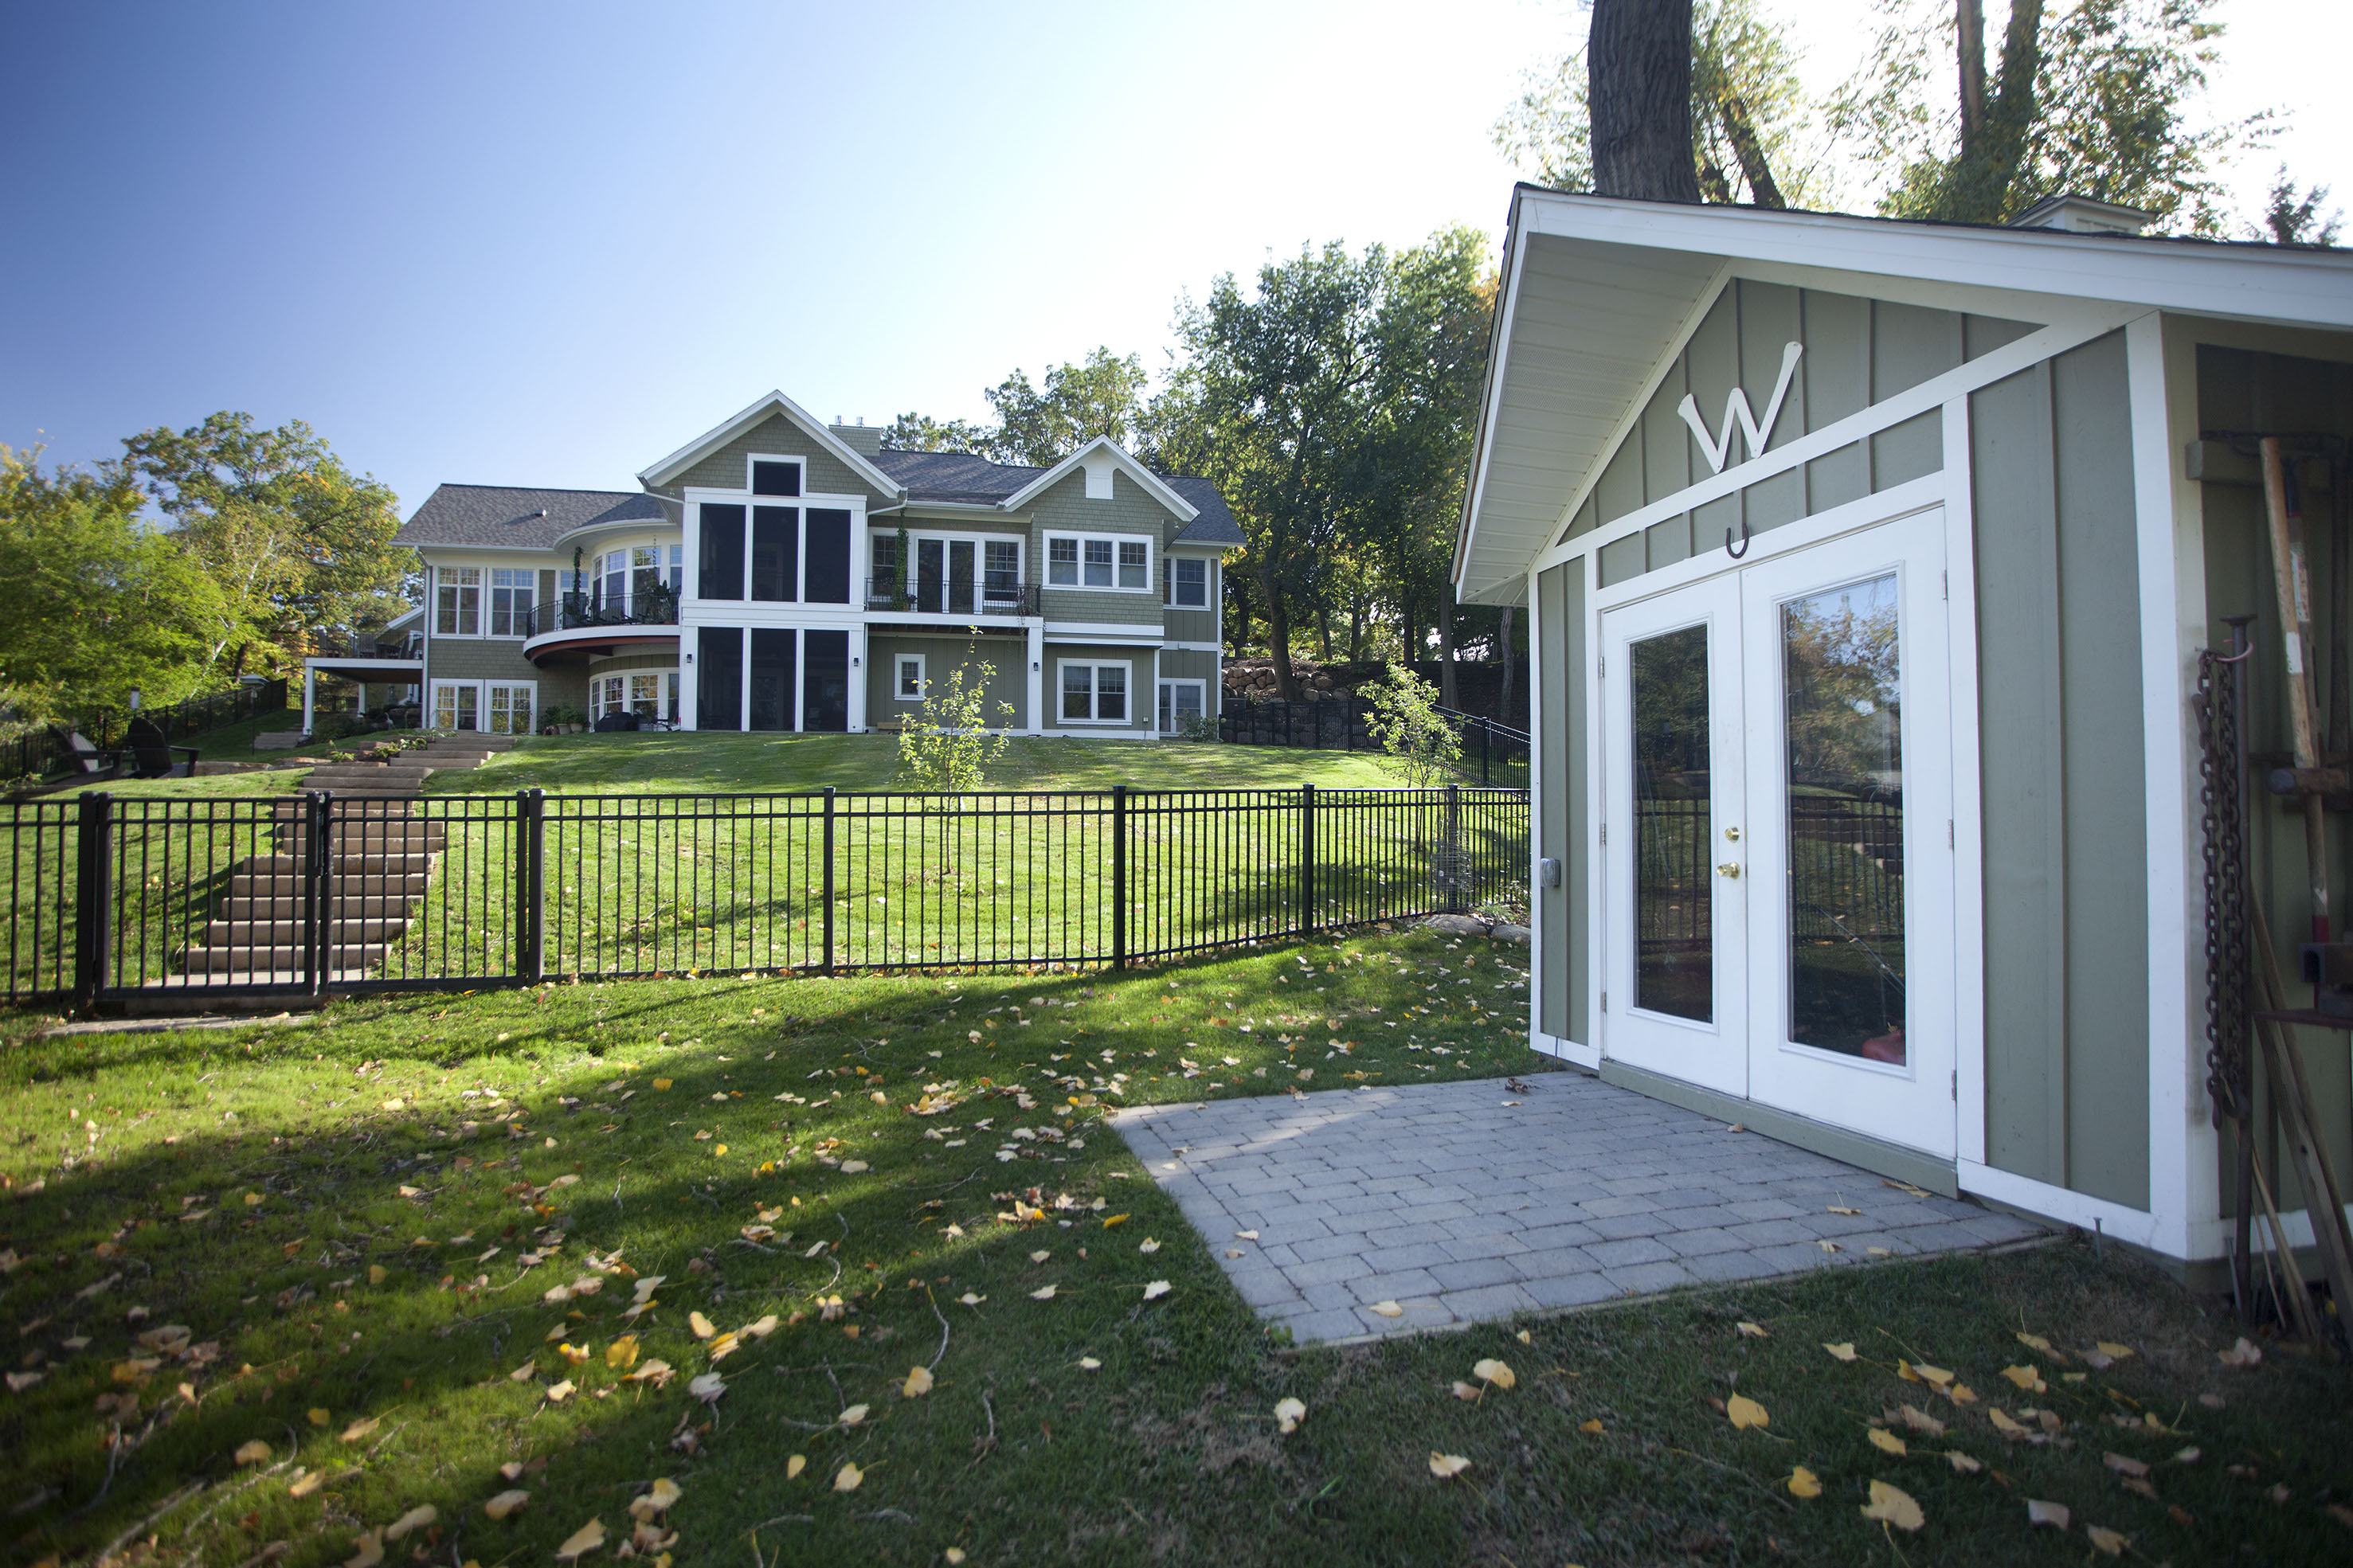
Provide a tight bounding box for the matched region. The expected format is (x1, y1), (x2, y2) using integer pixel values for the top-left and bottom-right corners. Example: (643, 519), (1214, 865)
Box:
(1952, 1069), (1958, 1101)
(1948, 819), (1954, 849)
(1598, 654), (1606, 678)
(1599, 823), (1607, 845)
(1943, 569), (1949, 601)
(1601, 991), (1608, 1013)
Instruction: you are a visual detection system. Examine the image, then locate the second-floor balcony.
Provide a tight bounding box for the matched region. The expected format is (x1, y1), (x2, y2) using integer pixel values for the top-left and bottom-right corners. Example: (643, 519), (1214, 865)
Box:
(520, 590), (682, 661)
(865, 576), (1039, 618)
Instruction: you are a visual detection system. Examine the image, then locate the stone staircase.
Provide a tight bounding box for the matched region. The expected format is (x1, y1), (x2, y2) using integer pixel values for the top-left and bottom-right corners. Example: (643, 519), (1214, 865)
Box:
(175, 736), (517, 983)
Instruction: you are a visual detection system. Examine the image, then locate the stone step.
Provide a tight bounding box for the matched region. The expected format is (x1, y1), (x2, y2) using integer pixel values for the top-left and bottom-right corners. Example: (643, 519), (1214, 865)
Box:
(238, 852), (438, 877)
(203, 917), (410, 945)
(220, 894), (416, 921)
(229, 871), (429, 899)
(182, 944), (390, 973)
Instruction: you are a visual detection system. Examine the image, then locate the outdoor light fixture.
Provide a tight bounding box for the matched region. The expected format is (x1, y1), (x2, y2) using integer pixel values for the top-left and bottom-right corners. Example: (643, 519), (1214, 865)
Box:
(684, 652), (694, 664)
(1032, 660), (1040, 671)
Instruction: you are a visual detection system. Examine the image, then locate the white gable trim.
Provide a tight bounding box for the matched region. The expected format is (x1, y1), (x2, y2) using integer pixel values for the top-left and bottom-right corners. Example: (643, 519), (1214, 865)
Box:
(637, 389), (904, 498)
(998, 436), (1199, 522)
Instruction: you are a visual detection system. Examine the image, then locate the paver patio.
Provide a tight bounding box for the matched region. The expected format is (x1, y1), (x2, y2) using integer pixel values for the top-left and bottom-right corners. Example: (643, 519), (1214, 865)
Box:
(1114, 1071), (2045, 1345)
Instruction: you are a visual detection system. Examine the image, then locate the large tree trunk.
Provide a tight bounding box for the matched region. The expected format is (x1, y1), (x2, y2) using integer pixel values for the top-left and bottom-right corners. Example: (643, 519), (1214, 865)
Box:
(1497, 605), (1517, 725)
(1263, 571), (1302, 700)
(1438, 578), (1459, 710)
(1589, 0), (1700, 202)
(1957, 0), (1987, 156)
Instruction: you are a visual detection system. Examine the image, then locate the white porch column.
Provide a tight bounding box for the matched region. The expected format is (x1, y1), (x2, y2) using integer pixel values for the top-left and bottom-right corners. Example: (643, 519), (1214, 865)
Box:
(679, 630), (699, 731)
(301, 666), (317, 736)
(1149, 647), (1161, 736)
(1026, 623), (1044, 733)
(849, 624), (869, 733)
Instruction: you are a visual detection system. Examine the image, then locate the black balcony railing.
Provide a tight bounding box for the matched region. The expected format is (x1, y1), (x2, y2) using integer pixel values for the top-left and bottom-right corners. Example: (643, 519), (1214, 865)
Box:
(309, 636), (421, 662)
(521, 590), (682, 639)
(866, 577), (1039, 617)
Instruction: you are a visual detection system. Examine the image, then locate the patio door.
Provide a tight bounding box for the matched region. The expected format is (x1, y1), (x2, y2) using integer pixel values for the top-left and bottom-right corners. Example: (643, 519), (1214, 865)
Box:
(430, 680), (478, 733)
(1599, 509), (1954, 1159)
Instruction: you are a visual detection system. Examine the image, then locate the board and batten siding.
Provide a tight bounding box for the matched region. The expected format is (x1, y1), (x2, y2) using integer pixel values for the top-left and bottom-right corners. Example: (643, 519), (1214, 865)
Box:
(1972, 330), (2151, 1210)
(1535, 558), (1587, 1044)
(1564, 280), (2033, 588)
(2193, 339), (2353, 1220)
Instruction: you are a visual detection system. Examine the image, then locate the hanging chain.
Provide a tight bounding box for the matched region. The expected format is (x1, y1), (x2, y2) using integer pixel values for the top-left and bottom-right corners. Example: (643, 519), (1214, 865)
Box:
(2198, 646), (2253, 1123)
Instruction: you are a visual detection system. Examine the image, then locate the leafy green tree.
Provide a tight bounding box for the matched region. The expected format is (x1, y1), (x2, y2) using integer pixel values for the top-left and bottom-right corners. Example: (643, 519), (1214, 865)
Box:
(1364, 667), (1462, 789)
(1830, 0), (2271, 233)
(896, 655), (1016, 793)
(2257, 169), (2343, 245)
(119, 412), (407, 679)
(1496, 0), (1821, 208)
(0, 448), (225, 716)
(880, 413), (992, 453)
(984, 349), (1149, 467)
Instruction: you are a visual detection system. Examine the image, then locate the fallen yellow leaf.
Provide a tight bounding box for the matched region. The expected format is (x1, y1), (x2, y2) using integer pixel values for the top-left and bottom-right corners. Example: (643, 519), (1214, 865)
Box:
(2086, 1525), (2129, 1556)
(2094, 1341), (2136, 1361)
(308, 1408), (330, 1426)
(1787, 1465), (1822, 1499)
(833, 1461), (864, 1492)
(1860, 1480), (1924, 1531)
(386, 1506), (437, 1541)
(1727, 1394), (1769, 1430)
(1029, 1285), (1057, 1301)
(2026, 1498), (2070, 1530)
(339, 1416), (379, 1443)
(605, 1336), (639, 1370)
(1274, 1397), (1306, 1434)
(1999, 1364), (2046, 1392)
(902, 1366), (934, 1398)
(652, 1079), (671, 1091)
(1142, 1281), (1172, 1301)
(1428, 1453), (1472, 1479)
(1735, 1321), (1768, 1338)
(554, 1519), (606, 1561)
(1369, 1300), (1404, 1318)
(1947, 1450), (1983, 1474)
(1989, 1408), (2029, 1437)
(484, 1490), (529, 1520)
(1823, 1342), (1858, 1362)
(1579, 1418), (1604, 1434)
(688, 1312), (715, 1339)
(344, 1530), (384, 1568)
(786, 1455), (806, 1480)
(1869, 1427), (1907, 1456)
(1472, 1358), (1516, 1390)
(234, 1439), (271, 1466)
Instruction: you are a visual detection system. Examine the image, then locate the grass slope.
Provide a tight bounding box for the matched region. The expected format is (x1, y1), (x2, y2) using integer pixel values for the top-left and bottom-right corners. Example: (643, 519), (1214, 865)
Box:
(2, 935), (2347, 1567)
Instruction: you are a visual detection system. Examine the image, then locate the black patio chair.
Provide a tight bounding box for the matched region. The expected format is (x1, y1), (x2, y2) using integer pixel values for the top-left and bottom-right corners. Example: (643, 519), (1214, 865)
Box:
(49, 727), (120, 780)
(124, 717), (198, 779)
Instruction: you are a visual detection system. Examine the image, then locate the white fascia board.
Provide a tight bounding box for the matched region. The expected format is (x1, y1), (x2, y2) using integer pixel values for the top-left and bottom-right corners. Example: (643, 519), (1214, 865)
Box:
(636, 389), (907, 499)
(1515, 189), (2353, 330)
(998, 436), (1200, 522)
(384, 604), (424, 628)
(1451, 206), (1533, 591)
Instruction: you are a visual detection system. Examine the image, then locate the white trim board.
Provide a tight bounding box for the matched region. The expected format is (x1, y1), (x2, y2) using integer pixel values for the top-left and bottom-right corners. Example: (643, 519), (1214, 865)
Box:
(640, 389), (904, 498)
(1000, 435), (1198, 521)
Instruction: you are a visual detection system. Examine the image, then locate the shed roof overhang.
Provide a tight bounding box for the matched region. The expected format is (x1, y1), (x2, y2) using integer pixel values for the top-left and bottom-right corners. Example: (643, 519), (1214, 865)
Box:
(1453, 186), (2353, 606)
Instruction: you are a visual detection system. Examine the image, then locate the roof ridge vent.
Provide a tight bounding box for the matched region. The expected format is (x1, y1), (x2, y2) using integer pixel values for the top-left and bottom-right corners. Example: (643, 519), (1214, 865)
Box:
(2010, 193), (2153, 236)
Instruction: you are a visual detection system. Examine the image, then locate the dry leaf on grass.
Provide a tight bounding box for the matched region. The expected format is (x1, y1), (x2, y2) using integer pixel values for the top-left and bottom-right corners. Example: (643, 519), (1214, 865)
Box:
(1868, 1428), (1907, 1456)
(1078, 1357), (1101, 1371)
(2026, 1499), (2070, 1530)
(1859, 1480), (1924, 1531)
(2086, 1525), (2129, 1556)
(2000, 1365), (2046, 1392)
(1823, 1342), (1858, 1362)
(833, 1461), (864, 1492)
(385, 1506), (437, 1541)
(290, 1472), (327, 1499)
(840, 1404), (870, 1426)
(1137, 1238), (1161, 1253)
(957, 1292), (985, 1307)
(1274, 1397), (1306, 1434)
(234, 1440), (271, 1466)
(1579, 1418), (1604, 1434)
(1427, 1453), (1472, 1479)
(687, 1372), (726, 1403)
(546, 1380), (577, 1403)
(1787, 1465), (1822, 1499)
(1451, 1381), (1482, 1402)
(605, 1337), (638, 1371)
(1472, 1359), (1516, 1390)
(340, 1416), (380, 1443)
(344, 1530), (384, 1568)
(902, 1366), (934, 1398)
(1143, 1281), (1172, 1300)
(1989, 1408), (2029, 1437)
(1736, 1321), (1768, 1338)
(485, 1491), (530, 1520)
(1946, 1450), (1983, 1474)
(2218, 1337), (2263, 1367)
(1029, 1285), (1057, 1301)
(2104, 1452), (2150, 1479)
(555, 1519), (607, 1561)
(785, 1455), (806, 1480)
(688, 1312), (715, 1339)
(626, 1480), (680, 1521)
(1727, 1394), (1769, 1430)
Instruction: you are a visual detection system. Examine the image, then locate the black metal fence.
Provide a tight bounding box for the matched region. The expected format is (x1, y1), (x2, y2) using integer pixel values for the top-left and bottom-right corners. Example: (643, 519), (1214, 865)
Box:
(1218, 696), (1531, 787)
(2, 784), (1528, 1006)
(0, 681), (289, 784)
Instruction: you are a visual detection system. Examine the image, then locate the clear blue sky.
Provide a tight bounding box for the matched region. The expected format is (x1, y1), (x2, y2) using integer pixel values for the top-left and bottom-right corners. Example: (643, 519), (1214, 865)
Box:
(5, 0), (2342, 517)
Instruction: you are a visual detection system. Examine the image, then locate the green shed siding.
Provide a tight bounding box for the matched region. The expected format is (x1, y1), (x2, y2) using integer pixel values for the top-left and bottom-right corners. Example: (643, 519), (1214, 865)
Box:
(1032, 471), (1175, 628)
(1536, 559), (1588, 1044)
(2194, 338), (2353, 1223)
(1041, 642), (1148, 731)
(1971, 330), (2150, 1209)
(1564, 281), (2035, 556)
(864, 633), (1027, 724)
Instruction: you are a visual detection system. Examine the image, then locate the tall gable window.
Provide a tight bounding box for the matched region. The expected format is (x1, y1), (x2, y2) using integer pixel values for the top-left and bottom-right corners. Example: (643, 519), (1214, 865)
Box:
(436, 566), (480, 635)
(1046, 532), (1150, 592)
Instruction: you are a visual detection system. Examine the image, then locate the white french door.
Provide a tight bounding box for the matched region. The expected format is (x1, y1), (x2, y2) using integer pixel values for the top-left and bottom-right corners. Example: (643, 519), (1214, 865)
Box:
(1599, 508), (1955, 1158)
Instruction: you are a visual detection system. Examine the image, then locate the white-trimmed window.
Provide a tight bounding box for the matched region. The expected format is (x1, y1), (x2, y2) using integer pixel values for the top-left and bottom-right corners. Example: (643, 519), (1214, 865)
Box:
(1059, 659), (1128, 723)
(1157, 679), (1206, 732)
(895, 654), (926, 702)
(748, 456), (803, 497)
(1045, 532), (1151, 592)
(1163, 557), (1208, 608)
(489, 568), (534, 636)
(435, 566), (480, 635)
(486, 682), (535, 736)
(590, 670), (678, 724)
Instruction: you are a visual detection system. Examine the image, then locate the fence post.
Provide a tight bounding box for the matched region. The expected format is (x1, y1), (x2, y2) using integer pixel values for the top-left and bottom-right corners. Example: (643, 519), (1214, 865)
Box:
(1299, 783), (1317, 937)
(1111, 784), (1128, 971)
(1444, 783), (1463, 914)
(1481, 718), (1491, 785)
(73, 792), (113, 1009)
(820, 787), (836, 976)
(518, 790), (546, 982)
(303, 791), (335, 997)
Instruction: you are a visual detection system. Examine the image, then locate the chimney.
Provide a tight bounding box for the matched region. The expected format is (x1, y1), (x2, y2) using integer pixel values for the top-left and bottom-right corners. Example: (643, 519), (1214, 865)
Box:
(830, 420), (884, 457)
(2009, 194), (2154, 236)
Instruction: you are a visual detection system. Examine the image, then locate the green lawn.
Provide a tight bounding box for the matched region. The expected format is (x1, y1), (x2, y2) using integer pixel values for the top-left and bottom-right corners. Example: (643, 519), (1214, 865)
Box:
(2, 933), (2347, 1567)
(88, 733), (1411, 802)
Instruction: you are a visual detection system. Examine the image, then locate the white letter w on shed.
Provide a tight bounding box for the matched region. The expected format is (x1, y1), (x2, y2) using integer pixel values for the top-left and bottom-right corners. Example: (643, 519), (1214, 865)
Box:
(1677, 342), (1803, 475)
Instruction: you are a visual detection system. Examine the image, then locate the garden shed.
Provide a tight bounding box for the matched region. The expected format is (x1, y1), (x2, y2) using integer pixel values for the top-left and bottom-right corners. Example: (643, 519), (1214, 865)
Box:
(1453, 186), (2353, 1280)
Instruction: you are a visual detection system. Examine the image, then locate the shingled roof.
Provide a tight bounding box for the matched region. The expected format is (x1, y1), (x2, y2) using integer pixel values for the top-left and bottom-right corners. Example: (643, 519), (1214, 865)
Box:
(869, 449), (1246, 544)
(393, 486), (670, 549)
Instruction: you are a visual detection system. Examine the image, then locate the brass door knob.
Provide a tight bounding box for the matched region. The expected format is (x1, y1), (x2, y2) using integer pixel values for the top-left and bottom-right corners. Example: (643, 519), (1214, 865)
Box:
(1716, 862), (1741, 879)
(1723, 826), (1741, 842)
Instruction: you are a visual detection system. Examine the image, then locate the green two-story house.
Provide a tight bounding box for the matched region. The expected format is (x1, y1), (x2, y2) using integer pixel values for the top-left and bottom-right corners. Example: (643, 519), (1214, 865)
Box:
(304, 390), (1243, 737)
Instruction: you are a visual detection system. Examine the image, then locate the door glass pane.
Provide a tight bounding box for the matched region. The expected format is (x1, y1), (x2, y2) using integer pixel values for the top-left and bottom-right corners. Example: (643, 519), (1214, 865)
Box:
(1782, 573), (1905, 1062)
(1631, 624), (1712, 1021)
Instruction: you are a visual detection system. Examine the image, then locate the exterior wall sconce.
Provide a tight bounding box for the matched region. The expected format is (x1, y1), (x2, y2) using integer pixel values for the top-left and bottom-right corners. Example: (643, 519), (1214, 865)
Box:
(684, 652), (694, 664)
(1032, 660), (1040, 671)
(852, 656), (860, 667)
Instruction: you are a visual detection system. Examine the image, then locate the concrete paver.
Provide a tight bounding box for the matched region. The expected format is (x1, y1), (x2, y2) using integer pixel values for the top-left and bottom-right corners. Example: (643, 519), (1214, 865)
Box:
(1114, 1073), (2044, 1345)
